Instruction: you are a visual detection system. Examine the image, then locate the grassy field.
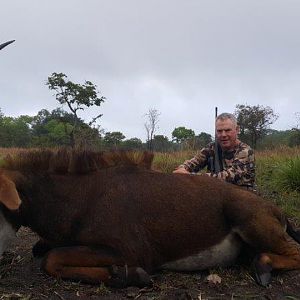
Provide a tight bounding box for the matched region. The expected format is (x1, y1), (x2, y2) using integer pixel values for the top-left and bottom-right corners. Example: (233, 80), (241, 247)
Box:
(254, 146), (300, 221)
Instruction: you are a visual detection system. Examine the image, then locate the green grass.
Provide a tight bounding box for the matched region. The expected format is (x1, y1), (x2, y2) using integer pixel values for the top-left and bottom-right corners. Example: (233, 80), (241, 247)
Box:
(273, 157), (300, 192)
(152, 150), (194, 173)
(246, 147), (300, 221)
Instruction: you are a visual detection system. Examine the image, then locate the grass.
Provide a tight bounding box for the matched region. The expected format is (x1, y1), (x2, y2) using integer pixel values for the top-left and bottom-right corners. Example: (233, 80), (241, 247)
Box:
(255, 146), (300, 220)
(152, 150), (195, 173)
(272, 157), (300, 192)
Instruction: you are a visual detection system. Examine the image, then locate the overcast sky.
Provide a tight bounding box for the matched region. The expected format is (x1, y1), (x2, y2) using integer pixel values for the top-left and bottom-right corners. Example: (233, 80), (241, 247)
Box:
(1, 0), (300, 141)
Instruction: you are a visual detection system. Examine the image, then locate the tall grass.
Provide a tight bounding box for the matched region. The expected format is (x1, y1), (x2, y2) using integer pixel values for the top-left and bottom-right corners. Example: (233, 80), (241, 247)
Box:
(255, 146), (300, 191)
(152, 151), (195, 173)
(0, 147), (27, 157)
(273, 157), (300, 192)
(248, 146), (300, 220)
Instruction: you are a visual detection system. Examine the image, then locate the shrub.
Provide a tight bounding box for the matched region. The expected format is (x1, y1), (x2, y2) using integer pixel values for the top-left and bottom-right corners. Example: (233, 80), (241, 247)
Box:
(273, 157), (300, 192)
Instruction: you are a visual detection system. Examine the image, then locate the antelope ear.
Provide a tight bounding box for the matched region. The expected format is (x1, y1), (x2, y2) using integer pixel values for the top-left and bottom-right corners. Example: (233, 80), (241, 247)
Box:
(0, 174), (21, 210)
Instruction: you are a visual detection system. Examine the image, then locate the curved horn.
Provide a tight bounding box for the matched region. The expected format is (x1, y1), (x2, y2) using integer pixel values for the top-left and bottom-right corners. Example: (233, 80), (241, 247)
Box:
(0, 40), (15, 51)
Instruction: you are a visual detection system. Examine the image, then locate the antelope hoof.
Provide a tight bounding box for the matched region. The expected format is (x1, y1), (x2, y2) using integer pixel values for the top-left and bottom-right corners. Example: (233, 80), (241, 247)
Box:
(108, 265), (152, 288)
(128, 267), (152, 288)
(32, 239), (52, 257)
(252, 256), (272, 287)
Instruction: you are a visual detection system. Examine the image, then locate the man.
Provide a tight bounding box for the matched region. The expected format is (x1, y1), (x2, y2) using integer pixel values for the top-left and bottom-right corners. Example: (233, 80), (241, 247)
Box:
(173, 113), (255, 189)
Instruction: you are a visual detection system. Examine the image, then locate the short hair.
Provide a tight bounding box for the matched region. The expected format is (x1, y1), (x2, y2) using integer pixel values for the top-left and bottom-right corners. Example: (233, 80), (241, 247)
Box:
(216, 113), (238, 126)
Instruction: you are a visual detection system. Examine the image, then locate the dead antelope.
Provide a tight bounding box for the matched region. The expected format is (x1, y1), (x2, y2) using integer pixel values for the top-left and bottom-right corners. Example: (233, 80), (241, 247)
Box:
(0, 149), (299, 287)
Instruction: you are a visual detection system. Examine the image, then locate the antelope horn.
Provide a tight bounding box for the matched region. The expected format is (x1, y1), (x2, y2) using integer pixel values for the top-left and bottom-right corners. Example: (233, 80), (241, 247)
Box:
(0, 40), (15, 51)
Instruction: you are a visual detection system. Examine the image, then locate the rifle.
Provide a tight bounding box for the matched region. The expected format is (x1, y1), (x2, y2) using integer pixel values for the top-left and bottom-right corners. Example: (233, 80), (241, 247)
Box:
(214, 107), (222, 173)
(0, 40), (15, 51)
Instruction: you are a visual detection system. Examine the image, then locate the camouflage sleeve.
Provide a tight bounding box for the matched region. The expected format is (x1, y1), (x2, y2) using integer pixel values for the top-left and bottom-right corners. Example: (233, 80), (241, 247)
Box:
(181, 146), (211, 173)
(212, 145), (255, 187)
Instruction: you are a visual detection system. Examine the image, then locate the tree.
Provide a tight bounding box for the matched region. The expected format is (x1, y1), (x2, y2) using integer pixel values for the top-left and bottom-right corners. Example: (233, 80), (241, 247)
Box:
(289, 112), (300, 147)
(30, 108), (102, 148)
(74, 124), (102, 149)
(44, 119), (73, 146)
(46, 72), (105, 147)
(194, 132), (212, 149)
(172, 126), (195, 143)
(152, 135), (172, 152)
(31, 108), (77, 147)
(235, 104), (278, 148)
(103, 131), (125, 149)
(0, 110), (32, 147)
(144, 108), (160, 151)
(257, 129), (293, 149)
(122, 138), (143, 150)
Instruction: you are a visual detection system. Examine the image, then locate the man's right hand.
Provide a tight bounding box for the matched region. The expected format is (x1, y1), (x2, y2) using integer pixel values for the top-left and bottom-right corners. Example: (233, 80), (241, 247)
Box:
(173, 167), (190, 174)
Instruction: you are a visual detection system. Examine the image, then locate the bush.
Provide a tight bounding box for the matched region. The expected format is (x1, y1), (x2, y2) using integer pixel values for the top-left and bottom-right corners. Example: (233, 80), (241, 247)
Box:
(273, 157), (300, 192)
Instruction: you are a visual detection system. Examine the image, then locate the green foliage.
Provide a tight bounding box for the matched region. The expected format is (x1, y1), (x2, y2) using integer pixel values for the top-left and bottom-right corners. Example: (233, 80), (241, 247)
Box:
(255, 148), (300, 219)
(152, 135), (173, 152)
(256, 129), (293, 150)
(46, 72), (105, 147)
(272, 157), (300, 192)
(45, 119), (72, 144)
(196, 132), (212, 147)
(47, 73), (105, 110)
(289, 129), (300, 147)
(172, 127), (195, 143)
(103, 131), (126, 149)
(31, 108), (77, 147)
(75, 124), (102, 149)
(122, 138), (143, 150)
(235, 104), (278, 149)
(0, 112), (32, 147)
(188, 132), (213, 150)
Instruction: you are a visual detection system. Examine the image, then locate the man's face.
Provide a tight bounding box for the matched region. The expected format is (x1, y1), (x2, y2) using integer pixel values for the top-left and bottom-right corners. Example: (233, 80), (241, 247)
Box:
(215, 118), (239, 151)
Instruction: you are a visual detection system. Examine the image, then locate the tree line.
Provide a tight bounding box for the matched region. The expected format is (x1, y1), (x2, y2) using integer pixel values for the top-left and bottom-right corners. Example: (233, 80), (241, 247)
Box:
(1, 105), (299, 152)
(1, 72), (300, 151)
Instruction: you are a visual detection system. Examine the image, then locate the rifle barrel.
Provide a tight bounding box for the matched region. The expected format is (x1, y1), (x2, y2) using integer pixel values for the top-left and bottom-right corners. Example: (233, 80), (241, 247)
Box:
(214, 107), (221, 173)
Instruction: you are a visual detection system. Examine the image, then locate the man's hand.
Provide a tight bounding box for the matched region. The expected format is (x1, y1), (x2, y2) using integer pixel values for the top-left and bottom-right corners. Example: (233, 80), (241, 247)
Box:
(173, 167), (190, 174)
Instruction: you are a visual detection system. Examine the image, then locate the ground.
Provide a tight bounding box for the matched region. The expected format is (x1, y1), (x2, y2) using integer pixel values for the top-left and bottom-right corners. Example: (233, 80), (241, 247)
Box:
(1, 229), (300, 300)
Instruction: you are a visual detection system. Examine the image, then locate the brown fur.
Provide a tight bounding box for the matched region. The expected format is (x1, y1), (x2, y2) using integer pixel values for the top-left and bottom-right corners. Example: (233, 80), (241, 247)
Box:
(1, 149), (300, 287)
(0, 173), (21, 210)
(3, 149), (154, 174)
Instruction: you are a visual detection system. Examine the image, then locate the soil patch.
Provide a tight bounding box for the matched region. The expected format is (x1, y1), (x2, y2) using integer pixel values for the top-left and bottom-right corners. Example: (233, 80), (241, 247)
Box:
(1, 228), (300, 299)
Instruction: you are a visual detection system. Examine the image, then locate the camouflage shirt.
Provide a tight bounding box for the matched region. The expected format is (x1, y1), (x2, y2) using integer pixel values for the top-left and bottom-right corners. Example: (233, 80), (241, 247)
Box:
(181, 142), (255, 188)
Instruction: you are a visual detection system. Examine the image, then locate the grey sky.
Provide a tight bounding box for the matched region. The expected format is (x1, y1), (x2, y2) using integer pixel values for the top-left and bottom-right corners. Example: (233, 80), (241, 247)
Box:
(1, 0), (300, 141)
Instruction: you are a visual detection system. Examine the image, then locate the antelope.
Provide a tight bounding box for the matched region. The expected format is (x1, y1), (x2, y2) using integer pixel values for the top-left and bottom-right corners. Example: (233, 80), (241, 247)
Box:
(0, 149), (299, 287)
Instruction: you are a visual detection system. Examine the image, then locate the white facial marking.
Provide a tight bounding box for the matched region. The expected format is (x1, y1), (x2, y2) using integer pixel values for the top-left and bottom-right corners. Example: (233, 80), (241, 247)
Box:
(161, 232), (241, 271)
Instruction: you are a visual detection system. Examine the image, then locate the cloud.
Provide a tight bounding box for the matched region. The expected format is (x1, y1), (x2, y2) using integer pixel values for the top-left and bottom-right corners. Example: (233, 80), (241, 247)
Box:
(1, 0), (300, 141)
